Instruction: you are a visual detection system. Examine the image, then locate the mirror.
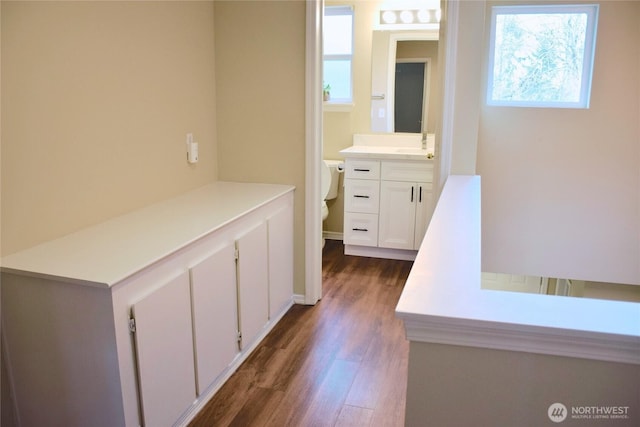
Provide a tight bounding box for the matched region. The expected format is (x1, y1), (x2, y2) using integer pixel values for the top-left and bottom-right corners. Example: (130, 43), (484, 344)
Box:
(371, 30), (439, 134)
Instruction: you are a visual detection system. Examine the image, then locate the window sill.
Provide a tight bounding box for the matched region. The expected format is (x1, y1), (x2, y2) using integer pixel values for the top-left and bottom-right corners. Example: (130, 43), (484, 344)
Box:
(323, 102), (354, 113)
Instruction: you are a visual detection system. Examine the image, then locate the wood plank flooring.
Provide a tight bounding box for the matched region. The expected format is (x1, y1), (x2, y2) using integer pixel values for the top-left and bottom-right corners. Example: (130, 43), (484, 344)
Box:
(189, 239), (413, 427)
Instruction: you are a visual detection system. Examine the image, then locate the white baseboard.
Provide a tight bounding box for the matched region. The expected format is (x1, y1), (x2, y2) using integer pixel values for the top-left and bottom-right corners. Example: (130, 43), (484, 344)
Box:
(344, 244), (417, 261)
(293, 293), (307, 304)
(322, 231), (343, 241)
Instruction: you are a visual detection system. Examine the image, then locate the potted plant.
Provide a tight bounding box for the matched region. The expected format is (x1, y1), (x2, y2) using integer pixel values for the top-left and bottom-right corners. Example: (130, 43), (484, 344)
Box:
(323, 83), (331, 102)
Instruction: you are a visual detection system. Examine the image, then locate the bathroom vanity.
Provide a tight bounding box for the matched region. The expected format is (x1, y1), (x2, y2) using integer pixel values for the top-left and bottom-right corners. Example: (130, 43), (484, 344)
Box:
(340, 134), (435, 260)
(1, 181), (295, 427)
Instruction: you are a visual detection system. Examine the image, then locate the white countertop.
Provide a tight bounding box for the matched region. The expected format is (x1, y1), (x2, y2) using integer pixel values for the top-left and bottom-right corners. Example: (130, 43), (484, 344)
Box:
(340, 133), (435, 160)
(396, 176), (640, 364)
(1, 181), (295, 288)
(340, 145), (433, 160)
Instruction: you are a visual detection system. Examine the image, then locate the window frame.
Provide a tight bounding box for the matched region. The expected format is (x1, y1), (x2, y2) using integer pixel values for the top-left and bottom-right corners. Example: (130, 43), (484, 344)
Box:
(486, 3), (599, 109)
(323, 5), (354, 105)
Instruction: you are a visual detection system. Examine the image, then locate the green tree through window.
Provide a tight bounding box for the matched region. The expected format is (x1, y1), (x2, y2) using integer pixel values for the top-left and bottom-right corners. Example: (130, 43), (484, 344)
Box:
(488, 4), (598, 108)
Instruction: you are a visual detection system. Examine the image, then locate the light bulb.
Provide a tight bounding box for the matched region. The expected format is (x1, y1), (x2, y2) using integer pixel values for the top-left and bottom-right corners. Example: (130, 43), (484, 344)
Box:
(399, 10), (414, 24)
(382, 10), (397, 24)
(417, 9), (430, 23)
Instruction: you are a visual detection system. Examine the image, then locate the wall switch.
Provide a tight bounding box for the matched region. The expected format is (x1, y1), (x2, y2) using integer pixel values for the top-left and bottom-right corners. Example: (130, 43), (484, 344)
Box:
(186, 133), (198, 163)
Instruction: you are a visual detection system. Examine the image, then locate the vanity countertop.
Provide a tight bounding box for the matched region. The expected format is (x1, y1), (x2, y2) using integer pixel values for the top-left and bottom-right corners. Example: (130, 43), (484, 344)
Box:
(340, 145), (433, 160)
(340, 133), (435, 160)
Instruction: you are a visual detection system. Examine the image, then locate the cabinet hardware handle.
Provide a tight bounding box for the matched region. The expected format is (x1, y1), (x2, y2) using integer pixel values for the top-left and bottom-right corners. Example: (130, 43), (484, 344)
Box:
(419, 186), (423, 203)
(354, 195), (370, 199)
(411, 186), (414, 202)
(353, 228), (368, 232)
(354, 168), (370, 172)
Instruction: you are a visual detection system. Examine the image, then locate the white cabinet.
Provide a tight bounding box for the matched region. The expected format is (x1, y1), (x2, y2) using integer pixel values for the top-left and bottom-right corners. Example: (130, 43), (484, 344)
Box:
(379, 181), (432, 250)
(131, 271), (196, 427)
(190, 243), (238, 395)
(344, 159), (381, 248)
(236, 221), (269, 349)
(413, 183), (433, 249)
(268, 204), (294, 319)
(131, 217), (276, 424)
(379, 160), (433, 251)
(0, 182), (295, 427)
(343, 158), (433, 260)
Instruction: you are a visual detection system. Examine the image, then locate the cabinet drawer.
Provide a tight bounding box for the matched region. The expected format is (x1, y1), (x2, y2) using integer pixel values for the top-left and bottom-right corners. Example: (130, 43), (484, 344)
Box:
(345, 159), (380, 180)
(381, 160), (433, 182)
(344, 212), (379, 247)
(344, 179), (380, 214)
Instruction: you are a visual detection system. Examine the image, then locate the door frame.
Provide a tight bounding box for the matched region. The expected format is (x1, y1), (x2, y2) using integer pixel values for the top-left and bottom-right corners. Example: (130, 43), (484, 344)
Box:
(394, 57), (431, 134)
(304, 0), (461, 303)
(304, 0), (324, 304)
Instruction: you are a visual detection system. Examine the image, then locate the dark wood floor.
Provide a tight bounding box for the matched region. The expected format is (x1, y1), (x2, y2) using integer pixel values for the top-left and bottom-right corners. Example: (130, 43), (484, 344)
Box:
(189, 239), (413, 427)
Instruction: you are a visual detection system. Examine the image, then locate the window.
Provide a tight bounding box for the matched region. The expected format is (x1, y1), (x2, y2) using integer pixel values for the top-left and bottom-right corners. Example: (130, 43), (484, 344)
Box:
(323, 6), (354, 103)
(487, 4), (599, 108)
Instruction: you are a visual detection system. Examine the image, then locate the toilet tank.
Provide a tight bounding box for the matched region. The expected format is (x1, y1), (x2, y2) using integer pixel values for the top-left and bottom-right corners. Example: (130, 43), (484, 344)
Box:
(323, 160), (344, 200)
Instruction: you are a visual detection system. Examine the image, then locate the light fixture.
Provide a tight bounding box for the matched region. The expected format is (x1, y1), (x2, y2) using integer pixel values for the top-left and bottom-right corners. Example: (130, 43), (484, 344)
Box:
(377, 8), (441, 29)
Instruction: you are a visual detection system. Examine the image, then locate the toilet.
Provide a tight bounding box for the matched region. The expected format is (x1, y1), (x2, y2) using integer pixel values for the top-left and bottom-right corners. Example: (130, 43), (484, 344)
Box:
(321, 159), (344, 245)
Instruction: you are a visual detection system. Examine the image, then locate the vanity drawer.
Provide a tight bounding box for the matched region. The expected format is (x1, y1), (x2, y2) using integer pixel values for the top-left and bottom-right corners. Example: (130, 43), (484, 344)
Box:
(344, 179), (380, 214)
(381, 160), (433, 182)
(345, 159), (380, 180)
(344, 213), (379, 247)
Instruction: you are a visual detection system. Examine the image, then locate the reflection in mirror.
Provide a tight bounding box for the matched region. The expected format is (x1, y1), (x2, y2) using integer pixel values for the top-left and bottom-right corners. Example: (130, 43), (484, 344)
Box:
(481, 272), (640, 303)
(371, 30), (439, 134)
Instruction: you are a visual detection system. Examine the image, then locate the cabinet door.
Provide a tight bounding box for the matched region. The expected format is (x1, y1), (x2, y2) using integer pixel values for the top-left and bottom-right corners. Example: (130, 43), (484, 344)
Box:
(236, 221), (269, 350)
(413, 182), (433, 250)
(379, 181), (416, 250)
(268, 204), (294, 319)
(131, 271), (196, 427)
(190, 243), (239, 395)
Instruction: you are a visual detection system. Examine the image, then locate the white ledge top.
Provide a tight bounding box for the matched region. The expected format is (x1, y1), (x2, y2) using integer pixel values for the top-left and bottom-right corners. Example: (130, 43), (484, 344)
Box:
(1, 181), (294, 288)
(396, 176), (640, 364)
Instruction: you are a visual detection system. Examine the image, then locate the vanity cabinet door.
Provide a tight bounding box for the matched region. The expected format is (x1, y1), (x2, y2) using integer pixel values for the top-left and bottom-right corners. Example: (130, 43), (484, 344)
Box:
(413, 182), (433, 250)
(131, 271), (196, 427)
(379, 181), (417, 250)
(190, 243), (239, 396)
(379, 181), (433, 250)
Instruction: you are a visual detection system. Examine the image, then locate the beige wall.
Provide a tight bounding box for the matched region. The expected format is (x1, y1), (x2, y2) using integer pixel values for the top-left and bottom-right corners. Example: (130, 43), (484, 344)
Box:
(213, 1), (306, 294)
(406, 342), (640, 427)
(1, 1), (217, 256)
(323, 0), (376, 159)
(476, 1), (640, 284)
